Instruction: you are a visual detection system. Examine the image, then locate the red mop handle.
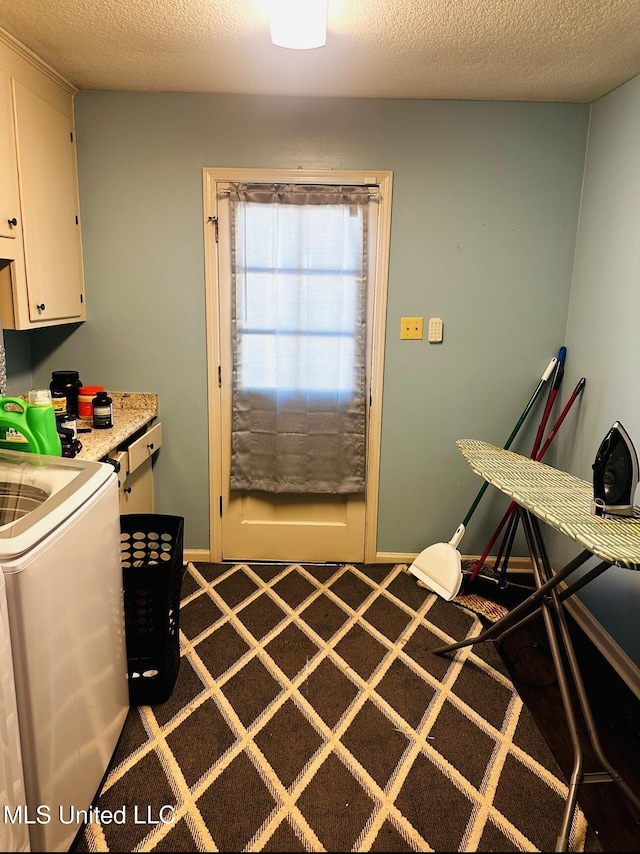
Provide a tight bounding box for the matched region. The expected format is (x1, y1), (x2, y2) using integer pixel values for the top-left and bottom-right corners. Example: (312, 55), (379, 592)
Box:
(536, 377), (586, 461)
(467, 376), (585, 583)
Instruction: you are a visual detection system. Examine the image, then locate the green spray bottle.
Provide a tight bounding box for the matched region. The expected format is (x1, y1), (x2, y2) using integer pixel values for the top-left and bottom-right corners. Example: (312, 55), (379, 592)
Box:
(0, 390), (63, 456)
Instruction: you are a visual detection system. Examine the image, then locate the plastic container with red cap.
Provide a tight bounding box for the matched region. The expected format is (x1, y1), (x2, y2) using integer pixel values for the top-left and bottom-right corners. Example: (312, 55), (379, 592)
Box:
(77, 385), (104, 420)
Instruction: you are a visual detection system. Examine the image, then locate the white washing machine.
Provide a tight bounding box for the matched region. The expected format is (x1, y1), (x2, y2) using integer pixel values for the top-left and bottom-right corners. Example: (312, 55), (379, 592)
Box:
(0, 449), (129, 852)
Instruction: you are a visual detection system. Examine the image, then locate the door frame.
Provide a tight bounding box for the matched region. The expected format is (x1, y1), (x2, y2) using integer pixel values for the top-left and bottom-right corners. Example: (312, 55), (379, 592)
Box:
(203, 167), (392, 563)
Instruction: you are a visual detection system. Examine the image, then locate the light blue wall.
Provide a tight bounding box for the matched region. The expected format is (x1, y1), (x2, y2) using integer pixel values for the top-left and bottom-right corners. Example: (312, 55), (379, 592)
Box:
(4, 330), (32, 395)
(550, 74), (640, 665)
(27, 93), (589, 559)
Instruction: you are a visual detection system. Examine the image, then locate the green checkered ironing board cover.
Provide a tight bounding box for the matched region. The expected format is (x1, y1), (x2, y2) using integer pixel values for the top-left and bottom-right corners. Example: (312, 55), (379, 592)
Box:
(457, 439), (640, 571)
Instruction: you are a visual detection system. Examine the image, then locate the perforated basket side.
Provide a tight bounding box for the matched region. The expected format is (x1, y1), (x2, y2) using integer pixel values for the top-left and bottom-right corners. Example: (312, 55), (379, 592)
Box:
(120, 513), (184, 569)
(120, 514), (185, 705)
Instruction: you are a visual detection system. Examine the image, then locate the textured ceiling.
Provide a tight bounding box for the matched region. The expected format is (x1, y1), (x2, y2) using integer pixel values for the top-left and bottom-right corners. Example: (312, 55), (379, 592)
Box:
(1, 0), (639, 102)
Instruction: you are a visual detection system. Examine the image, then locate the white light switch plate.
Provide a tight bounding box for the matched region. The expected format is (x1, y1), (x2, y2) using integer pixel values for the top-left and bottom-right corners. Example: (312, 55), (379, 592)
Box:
(428, 317), (443, 343)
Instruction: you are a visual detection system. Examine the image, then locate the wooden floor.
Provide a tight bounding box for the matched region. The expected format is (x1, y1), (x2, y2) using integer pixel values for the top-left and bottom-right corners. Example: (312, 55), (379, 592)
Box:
(471, 576), (640, 852)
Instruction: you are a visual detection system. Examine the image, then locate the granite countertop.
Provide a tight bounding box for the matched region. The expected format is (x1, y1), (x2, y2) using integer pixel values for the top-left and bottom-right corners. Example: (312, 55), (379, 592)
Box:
(75, 392), (158, 462)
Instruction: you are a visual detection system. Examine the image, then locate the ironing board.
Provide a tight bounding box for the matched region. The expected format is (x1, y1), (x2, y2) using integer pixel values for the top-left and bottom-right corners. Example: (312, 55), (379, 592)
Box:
(433, 439), (640, 852)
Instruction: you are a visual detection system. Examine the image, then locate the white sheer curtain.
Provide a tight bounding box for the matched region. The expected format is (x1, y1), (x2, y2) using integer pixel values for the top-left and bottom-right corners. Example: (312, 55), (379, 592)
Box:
(228, 183), (371, 494)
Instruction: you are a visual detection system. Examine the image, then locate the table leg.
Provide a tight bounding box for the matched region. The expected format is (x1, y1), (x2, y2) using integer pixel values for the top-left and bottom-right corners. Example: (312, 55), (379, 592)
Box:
(519, 509), (584, 850)
(433, 509), (640, 851)
(495, 556), (615, 646)
(522, 510), (640, 851)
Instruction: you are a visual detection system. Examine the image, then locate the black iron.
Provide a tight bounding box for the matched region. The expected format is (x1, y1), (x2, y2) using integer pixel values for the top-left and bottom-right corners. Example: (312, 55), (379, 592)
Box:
(591, 421), (639, 517)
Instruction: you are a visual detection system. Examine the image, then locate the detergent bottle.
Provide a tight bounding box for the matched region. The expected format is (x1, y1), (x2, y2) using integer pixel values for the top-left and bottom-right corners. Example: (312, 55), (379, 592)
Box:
(0, 390), (63, 456)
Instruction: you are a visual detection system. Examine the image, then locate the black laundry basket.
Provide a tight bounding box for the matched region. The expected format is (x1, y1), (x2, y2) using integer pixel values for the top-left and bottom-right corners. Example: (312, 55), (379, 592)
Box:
(120, 514), (185, 706)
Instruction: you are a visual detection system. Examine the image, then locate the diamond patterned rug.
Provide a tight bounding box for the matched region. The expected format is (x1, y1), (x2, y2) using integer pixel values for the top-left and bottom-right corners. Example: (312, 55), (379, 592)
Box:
(73, 562), (600, 852)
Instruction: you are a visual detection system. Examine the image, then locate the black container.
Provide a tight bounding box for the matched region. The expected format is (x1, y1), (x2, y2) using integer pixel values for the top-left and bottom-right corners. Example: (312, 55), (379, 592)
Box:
(120, 514), (185, 706)
(92, 391), (113, 429)
(50, 370), (82, 419)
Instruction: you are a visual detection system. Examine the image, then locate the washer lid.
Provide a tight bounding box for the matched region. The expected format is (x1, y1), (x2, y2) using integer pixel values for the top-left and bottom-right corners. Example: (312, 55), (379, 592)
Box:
(0, 449), (113, 558)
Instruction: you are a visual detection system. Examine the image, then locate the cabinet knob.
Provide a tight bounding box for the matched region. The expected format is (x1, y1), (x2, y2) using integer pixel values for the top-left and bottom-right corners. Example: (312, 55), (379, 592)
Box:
(124, 486), (132, 494)
(7, 217), (17, 227)
(147, 442), (154, 451)
(37, 303), (46, 311)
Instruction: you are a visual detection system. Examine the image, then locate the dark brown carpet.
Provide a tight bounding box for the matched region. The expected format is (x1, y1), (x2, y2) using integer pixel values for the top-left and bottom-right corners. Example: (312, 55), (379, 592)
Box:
(73, 562), (602, 852)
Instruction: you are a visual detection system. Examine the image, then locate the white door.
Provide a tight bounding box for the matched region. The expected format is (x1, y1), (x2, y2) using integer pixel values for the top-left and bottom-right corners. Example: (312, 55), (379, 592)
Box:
(204, 169), (392, 563)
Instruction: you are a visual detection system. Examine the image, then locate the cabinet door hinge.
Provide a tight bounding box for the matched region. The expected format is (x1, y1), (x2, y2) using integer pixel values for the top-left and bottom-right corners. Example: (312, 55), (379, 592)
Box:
(80, 294), (83, 303)
(70, 131), (74, 143)
(208, 215), (219, 242)
(75, 215), (79, 225)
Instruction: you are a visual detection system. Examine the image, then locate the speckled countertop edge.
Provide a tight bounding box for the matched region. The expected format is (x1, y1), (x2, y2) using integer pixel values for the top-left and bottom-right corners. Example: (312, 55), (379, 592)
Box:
(75, 393), (158, 462)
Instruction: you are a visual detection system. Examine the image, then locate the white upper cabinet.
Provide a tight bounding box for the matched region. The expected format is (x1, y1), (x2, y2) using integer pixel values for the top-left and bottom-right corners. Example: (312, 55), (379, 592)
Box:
(0, 31), (86, 330)
(0, 69), (20, 242)
(11, 80), (85, 325)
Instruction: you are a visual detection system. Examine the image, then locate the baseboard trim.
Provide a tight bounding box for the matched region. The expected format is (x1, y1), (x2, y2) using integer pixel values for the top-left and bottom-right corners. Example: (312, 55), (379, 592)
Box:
(187, 548), (534, 573)
(374, 552), (415, 564)
(185, 548), (212, 564)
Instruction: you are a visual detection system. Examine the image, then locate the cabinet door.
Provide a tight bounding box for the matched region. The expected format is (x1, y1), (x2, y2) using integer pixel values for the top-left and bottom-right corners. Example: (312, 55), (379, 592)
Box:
(0, 70), (20, 241)
(120, 457), (154, 515)
(12, 80), (85, 324)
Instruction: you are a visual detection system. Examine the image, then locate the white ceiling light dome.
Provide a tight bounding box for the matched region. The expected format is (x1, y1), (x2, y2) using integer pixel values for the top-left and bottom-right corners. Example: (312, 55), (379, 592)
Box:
(267, 0), (328, 50)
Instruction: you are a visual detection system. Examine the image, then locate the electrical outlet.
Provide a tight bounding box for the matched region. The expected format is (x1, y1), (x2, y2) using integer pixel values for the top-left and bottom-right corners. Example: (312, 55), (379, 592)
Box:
(400, 316), (423, 339)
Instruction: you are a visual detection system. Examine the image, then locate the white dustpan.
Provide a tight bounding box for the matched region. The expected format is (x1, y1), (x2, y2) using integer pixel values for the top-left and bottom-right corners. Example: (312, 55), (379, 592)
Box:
(407, 355), (559, 601)
(408, 526), (464, 601)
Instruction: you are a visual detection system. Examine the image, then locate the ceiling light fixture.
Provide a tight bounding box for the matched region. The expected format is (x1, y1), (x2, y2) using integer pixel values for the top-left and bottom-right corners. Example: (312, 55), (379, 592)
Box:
(267, 0), (328, 50)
